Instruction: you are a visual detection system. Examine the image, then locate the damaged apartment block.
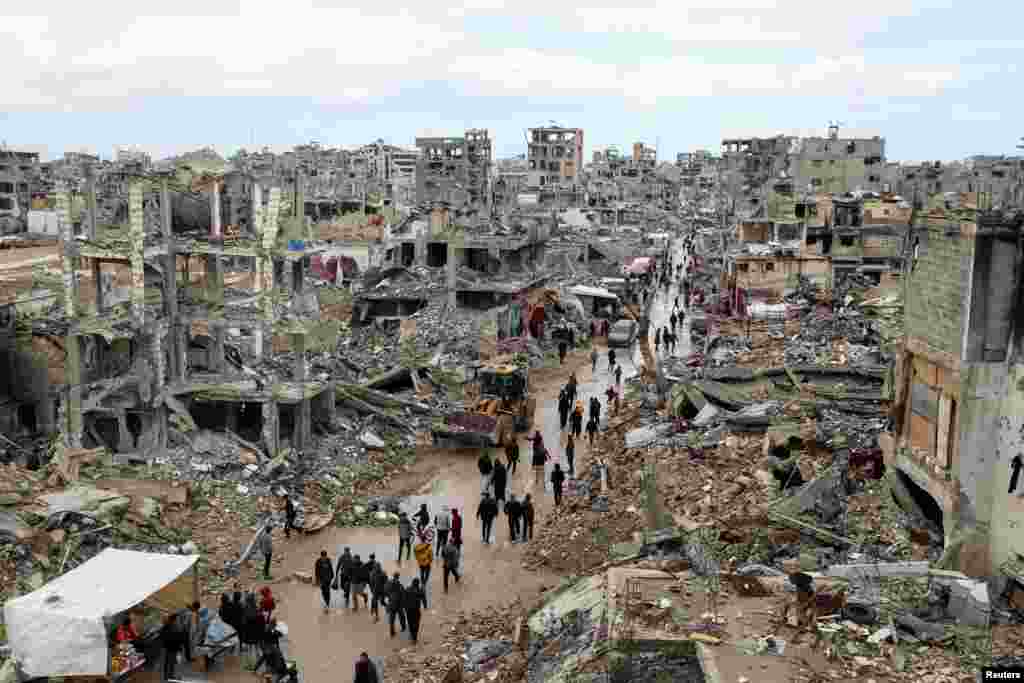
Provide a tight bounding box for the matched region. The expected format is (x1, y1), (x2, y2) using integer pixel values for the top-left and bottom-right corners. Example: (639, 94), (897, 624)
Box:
(55, 162), (334, 464)
(880, 196), (1024, 578)
(415, 130), (492, 210)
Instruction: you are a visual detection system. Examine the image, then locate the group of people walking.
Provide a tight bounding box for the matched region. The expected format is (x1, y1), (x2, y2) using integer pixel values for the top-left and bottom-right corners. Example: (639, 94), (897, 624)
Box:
(217, 586), (290, 679)
(478, 449), (537, 542)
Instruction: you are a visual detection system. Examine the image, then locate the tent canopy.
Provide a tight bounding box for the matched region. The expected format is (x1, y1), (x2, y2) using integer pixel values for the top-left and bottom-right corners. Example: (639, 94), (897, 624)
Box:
(568, 285), (620, 302)
(4, 549), (199, 677)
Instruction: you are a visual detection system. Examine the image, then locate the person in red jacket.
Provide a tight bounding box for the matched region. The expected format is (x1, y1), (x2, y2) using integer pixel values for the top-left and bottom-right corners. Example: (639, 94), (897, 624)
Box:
(258, 587), (276, 621)
(450, 508), (463, 549)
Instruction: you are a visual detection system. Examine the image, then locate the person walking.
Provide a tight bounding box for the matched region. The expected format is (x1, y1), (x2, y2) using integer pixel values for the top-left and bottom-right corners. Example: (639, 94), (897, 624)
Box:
(557, 388), (570, 431)
(335, 547), (355, 608)
(558, 340), (568, 365)
(567, 373), (578, 405)
(414, 532), (433, 586)
(350, 554), (370, 612)
(590, 395), (601, 425)
(283, 494), (298, 539)
(530, 430), (547, 487)
(386, 573), (407, 637)
(492, 458), (508, 508)
(258, 525), (273, 580)
(522, 493), (535, 541)
(614, 364), (622, 387)
(565, 434), (575, 476)
(551, 464), (566, 507)
(571, 402), (584, 439)
(590, 347), (599, 372)
(654, 327), (661, 352)
(403, 578), (428, 645)
(478, 451), (494, 494)
(314, 550), (334, 612)
(608, 347), (616, 371)
(434, 506), (451, 556)
(669, 311), (677, 331)
(505, 493), (522, 542)
(450, 508), (463, 549)
(477, 491), (498, 544)
(606, 384), (620, 417)
(397, 512), (413, 563)
(586, 414), (599, 448)
(159, 612), (189, 681)
(505, 438), (519, 475)
(414, 503), (430, 534)
(369, 562), (389, 623)
(441, 539), (461, 593)
(354, 652), (380, 683)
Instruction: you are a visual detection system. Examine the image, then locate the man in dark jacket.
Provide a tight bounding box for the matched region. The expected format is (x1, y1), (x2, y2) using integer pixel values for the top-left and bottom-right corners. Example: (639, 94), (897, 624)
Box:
(557, 388), (570, 430)
(397, 512), (413, 563)
(505, 493), (522, 542)
(369, 562), (389, 623)
(414, 503), (430, 533)
(350, 554), (371, 612)
(590, 396), (601, 426)
(504, 439), (519, 475)
(523, 493), (535, 541)
(491, 459), (508, 508)
(565, 434), (576, 476)
(336, 547), (355, 607)
(283, 495), (298, 539)
(586, 415), (599, 448)
(354, 652), (380, 683)
(386, 573), (406, 636)
(478, 452), (493, 494)
(314, 550), (334, 611)
(441, 539), (461, 593)
(551, 463), (566, 507)
(476, 492), (498, 544)
(160, 612), (190, 681)
(403, 578), (428, 644)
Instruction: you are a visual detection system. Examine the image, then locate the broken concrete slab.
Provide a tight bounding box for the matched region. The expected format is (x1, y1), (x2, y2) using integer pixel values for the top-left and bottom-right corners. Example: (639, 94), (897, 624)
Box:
(39, 485), (131, 521)
(893, 612), (946, 642)
(826, 561), (930, 580)
(0, 510), (35, 542)
(946, 579), (990, 627)
(625, 423), (673, 449)
(691, 403), (719, 427)
(94, 478), (190, 506)
(360, 430), (387, 449)
(463, 640), (515, 672)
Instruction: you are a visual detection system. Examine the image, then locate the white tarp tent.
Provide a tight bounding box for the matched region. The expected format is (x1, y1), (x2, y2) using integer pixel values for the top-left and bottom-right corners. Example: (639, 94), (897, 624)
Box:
(4, 549), (199, 677)
(568, 286), (619, 301)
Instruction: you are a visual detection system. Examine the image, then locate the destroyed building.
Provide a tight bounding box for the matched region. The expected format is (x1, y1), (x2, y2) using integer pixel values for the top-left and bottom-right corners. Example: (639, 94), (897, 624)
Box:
(415, 130), (492, 209)
(881, 195), (1024, 577)
(526, 126), (584, 192)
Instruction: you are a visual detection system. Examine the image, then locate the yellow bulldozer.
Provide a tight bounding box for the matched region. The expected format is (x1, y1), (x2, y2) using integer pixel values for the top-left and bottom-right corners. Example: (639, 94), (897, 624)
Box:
(432, 359), (537, 448)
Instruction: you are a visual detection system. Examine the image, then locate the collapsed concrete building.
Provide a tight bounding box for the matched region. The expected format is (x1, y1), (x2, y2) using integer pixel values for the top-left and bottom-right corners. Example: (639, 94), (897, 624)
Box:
(526, 126), (584, 193)
(881, 196), (1024, 578)
(415, 130), (492, 209)
(46, 165), (336, 462)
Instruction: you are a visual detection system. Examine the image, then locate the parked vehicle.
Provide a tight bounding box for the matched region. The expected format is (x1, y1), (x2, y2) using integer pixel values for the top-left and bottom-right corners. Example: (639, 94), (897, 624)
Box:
(431, 361), (536, 448)
(607, 319), (639, 348)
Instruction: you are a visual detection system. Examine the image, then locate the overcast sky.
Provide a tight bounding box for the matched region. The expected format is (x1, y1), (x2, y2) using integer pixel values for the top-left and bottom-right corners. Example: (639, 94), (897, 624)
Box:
(2, 1), (1021, 163)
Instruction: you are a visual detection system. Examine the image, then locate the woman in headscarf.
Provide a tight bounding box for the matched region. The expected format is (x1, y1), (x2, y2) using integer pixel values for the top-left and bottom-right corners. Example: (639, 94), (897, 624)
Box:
(530, 430), (548, 487)
(258, 586), (276, 622)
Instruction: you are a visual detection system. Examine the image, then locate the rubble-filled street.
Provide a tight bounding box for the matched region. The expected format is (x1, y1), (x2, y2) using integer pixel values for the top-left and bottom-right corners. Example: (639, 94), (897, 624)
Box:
(1, 105), (1024, 683)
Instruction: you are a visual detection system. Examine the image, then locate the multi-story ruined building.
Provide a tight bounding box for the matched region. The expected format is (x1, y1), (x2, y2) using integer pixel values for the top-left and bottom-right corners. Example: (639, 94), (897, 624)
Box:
(880, 195), (1024, 578)
(526, 126), (583, 191)
(631, 142), (657, 173)
(50, 161), (332, 462)
(721, 126), (886, 215)
(415, 130), (492, 208)
(0, 149), (41, 234)
(891, 157), (1024, 208)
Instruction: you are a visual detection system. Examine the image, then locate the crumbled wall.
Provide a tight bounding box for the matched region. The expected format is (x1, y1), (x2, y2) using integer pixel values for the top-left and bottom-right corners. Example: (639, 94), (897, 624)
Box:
(903, 220), (975, 358)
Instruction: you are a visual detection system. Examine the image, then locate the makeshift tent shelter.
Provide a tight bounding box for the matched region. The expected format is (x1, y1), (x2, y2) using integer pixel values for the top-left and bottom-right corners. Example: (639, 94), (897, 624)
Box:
(4, 548), (200, 678)
(625, 257), (653, 275)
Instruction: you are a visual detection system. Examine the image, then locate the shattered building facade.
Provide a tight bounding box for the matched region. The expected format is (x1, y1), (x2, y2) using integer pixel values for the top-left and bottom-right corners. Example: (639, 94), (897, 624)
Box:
(881, 196), (1024, 577)
(415, 130), (492, 209)
(49, 163), (336, 464)
(526, 126), (583, 191)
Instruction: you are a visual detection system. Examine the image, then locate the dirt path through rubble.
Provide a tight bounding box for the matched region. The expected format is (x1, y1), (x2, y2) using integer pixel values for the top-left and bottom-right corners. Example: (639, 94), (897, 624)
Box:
(200, 347), (608, 681)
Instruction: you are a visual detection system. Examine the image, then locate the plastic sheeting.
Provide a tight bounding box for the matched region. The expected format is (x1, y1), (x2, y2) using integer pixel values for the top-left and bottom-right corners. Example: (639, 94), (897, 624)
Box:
(4, 549), (199, 677)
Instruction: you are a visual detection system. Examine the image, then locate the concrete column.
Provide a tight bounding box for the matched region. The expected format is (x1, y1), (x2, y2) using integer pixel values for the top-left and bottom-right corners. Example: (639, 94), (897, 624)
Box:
(225, 403), (239, 434)
(447, 242), (458, 309)
(92, 259), (104, 315)
(280, 258), (294, 293)
(261, 400), (279, 457)
(417, 231), (427, 266)
(325, 379), (337, 426)
(37, 395), (56, 435)
(64, 337), (82, 448)
(116, 412), (133, 452)
(210, 180), (222, 240)
(292, 333), (310, 452)
(84, 164), (98, 239)
(207, 254), (225, 372)
(161, 179), (182, 382)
